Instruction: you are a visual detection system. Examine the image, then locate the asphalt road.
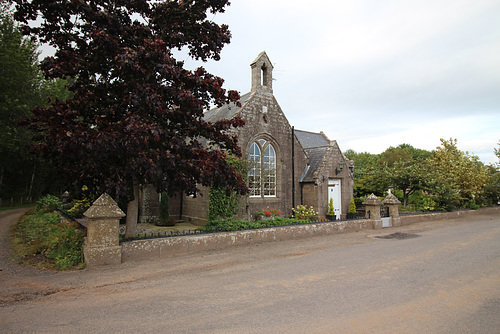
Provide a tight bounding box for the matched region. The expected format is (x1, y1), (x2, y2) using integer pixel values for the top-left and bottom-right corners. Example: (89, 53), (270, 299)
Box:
(1, 209), (499, 333)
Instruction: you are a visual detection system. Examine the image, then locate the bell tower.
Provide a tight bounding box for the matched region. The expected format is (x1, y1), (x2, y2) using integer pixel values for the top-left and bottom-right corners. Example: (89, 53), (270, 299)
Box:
(250, 51), (274, 93)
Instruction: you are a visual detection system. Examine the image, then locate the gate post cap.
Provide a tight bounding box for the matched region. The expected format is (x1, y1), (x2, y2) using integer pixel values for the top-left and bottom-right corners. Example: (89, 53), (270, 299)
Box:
(383, 193), (401, 205)
(362, 194), (383, 206)
(84, 193), (126, 219)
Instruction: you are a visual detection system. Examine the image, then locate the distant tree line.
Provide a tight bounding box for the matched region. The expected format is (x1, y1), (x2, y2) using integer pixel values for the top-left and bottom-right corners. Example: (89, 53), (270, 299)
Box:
(345, 140), (500, 211)
(0, 1), (70, 206)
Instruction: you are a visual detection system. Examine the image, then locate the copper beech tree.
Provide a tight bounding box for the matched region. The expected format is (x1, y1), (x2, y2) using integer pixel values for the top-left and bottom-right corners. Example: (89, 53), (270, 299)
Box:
(14, 0), (247, 233)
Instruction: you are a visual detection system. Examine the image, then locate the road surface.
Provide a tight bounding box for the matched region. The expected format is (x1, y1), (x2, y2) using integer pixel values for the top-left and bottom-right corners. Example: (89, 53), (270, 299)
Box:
(1, 208), (499, 333)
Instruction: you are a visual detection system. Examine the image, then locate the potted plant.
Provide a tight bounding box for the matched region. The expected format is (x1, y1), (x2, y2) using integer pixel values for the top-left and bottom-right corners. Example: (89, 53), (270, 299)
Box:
(347, 198), (357, 219)
(326, 198), (336, 221)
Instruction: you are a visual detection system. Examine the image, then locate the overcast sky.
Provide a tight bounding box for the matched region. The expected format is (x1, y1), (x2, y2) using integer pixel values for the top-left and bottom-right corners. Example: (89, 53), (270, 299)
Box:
(180, 0), (500, 165)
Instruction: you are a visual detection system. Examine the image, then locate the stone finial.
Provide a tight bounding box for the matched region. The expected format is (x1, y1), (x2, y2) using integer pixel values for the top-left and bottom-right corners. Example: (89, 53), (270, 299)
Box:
(84, 193), (126, 219)
(383, 193), (401, 205)
(362, 194), (383, 206)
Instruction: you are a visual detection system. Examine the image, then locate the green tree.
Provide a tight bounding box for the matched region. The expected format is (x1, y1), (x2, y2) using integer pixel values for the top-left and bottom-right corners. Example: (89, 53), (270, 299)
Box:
(344, 149), (382, 198)
(429, 138), (488, 209)
(479, 142), (500, 206)
(379, 145), (431, 207)
(495, 141), (500, 164)
(346, 145), (432, 205)
(479, 165), (500, 206)
(0, 2), (69, 204)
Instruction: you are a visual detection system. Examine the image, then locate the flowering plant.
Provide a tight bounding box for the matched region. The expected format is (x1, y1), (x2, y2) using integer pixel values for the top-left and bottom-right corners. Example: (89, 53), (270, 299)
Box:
(255, 209), (282, 219)
(261, 209), (282, 216)
(292, 205), (318, 220)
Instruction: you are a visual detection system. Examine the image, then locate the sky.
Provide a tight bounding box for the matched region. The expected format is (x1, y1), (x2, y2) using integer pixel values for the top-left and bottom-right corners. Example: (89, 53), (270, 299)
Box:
(36, 0), (500, 165)
(178, 0), (500, 165)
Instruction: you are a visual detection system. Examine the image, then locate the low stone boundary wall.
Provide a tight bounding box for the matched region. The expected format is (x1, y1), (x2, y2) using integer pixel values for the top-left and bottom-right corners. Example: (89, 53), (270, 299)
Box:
(121, 206), (500, 263)
(400, 206), (500, 225)
(122, 219), (373, 262)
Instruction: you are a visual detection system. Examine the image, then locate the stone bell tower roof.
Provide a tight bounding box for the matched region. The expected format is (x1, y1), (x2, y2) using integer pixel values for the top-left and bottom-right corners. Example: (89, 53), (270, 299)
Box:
(250, 51), (273, 93)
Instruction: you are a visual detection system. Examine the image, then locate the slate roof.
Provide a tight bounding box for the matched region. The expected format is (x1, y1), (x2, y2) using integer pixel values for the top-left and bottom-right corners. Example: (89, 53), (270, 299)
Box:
(203, 92), (252, 122)
(294, 130), (333, 183)
(294, 130), (329, 149)
(294, 130), (331, 183)
(300, 146), (328, 183)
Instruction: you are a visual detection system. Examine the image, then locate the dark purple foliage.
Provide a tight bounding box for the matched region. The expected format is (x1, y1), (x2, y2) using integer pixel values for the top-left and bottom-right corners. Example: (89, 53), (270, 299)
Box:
(14, 0), (247, 200)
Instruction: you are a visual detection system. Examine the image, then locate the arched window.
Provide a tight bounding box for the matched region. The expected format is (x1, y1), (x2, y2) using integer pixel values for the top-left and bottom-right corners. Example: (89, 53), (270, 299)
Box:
(248, 140), (276, 197)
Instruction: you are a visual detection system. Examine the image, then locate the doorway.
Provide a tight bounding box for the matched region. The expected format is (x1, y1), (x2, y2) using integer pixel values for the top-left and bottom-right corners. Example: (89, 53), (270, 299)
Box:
(328, 179), (342, 218)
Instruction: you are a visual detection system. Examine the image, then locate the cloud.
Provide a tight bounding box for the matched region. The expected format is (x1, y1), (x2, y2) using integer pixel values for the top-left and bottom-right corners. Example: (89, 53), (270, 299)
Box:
(36, 0), (500, 165)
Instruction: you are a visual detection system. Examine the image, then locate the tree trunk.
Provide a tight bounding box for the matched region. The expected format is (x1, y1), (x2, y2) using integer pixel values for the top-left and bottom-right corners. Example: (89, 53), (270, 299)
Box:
(403, 189), (409, 207)
(28, 163), (36, 203)
(124, 180), (140, 240)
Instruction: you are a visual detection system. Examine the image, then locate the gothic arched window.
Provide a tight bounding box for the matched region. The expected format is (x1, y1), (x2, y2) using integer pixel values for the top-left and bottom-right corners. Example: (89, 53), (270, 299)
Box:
(248, 140), (276, 197)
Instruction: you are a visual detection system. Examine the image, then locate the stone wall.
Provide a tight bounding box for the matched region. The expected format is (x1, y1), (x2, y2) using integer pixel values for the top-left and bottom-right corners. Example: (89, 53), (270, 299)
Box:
(121, 206), (499, 263)
(122, 218), (373, 262)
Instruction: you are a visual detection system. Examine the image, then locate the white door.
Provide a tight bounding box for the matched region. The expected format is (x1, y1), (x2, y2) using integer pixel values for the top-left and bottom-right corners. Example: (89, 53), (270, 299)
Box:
(328, 179), (342, 218)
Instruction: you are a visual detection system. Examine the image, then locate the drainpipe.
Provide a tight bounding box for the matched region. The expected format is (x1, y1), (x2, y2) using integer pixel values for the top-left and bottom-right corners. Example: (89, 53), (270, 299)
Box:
(292, 126), (295, 209)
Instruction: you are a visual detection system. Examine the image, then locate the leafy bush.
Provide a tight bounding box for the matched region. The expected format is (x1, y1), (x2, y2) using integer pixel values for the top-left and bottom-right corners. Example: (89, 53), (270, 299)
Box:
(200, 217), (314, 233)
(348, 198), (357, 214)
(327, 199), (335, 216)
(13, 210), (85, 270)
(292, 205), (318, 220)
(468, 200), (480, 210)
(407, 191), (437, 211)
(36, 194), (62, 213)
(67, 185), (94, 218)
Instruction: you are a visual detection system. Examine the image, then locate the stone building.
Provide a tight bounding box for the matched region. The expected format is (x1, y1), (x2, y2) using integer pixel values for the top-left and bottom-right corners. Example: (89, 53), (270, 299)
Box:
(151, 52), (353, 224)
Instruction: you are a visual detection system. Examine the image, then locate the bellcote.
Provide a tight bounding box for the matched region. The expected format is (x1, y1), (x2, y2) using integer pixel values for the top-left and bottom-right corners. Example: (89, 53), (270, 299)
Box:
(250, 51), (273, 93)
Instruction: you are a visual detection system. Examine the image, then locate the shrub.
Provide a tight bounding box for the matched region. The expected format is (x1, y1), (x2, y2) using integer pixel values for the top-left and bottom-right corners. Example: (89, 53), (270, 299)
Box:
(208, 187), (240, 221)
(36, 194), (62, 213)
(67, 185), (94, 218)
(407, 191), (437, 212)
(327, 199), (335, 216)
(200, 217), (315, 233)
(468, 200), (480, 210)
(348, 198), (357, 214)
(292, 205), (318, 220)
(13, 210), (85, 270)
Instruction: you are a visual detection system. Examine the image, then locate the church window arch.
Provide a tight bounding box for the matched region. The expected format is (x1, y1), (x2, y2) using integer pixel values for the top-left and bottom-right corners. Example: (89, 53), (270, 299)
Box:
(248, 139), (277, 197)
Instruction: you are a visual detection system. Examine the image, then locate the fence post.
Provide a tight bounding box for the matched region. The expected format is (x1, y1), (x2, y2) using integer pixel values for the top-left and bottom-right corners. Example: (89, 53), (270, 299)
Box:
(383, 193), (402, 227)
(83, 193), (126, 267)
(363, 194), (383, 229)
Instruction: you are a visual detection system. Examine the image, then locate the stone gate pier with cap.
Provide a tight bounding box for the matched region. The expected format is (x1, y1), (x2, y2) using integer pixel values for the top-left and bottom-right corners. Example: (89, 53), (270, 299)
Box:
(83, 193), (125, 267)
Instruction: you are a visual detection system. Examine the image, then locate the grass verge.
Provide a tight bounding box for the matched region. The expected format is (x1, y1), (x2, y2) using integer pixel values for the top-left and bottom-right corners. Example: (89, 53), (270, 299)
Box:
(11, 208), (86, 270)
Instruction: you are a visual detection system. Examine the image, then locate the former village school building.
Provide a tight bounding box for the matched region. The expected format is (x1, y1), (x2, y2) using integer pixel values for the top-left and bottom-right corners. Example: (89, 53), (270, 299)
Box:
(141, 52), (354, 224)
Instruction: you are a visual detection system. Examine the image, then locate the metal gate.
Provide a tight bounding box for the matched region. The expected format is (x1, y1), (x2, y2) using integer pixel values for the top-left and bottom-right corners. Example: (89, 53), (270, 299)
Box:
(381, 206), (392, 228)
